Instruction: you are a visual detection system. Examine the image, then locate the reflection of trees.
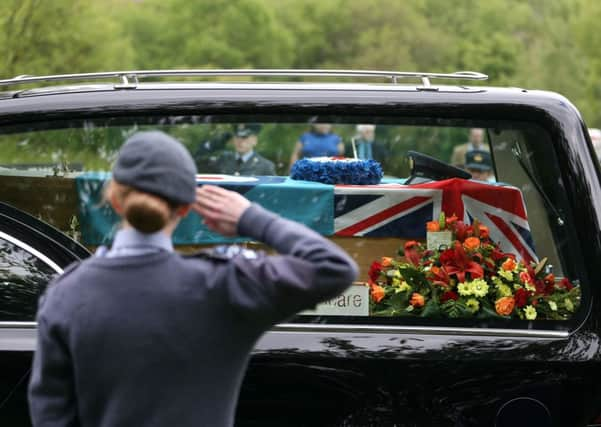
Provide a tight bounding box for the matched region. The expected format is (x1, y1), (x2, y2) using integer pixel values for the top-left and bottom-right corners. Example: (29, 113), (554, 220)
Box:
(0, 239), (55, 321)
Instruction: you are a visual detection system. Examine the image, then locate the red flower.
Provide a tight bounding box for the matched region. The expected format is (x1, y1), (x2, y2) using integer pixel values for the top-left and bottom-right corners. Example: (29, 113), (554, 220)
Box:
(454, 221), (471, 242)
(440, 290), (459, 303)
(429, 265), (451, 287)
(368, 261), (382, 282)
(544, 273), (555, 285)
(514, 288), (531, 308)
(558, 277), (574, 291)
(403, 241), (422, 267)
(439, 248), (455, 265)
(446, 214), (459, 226)
(492, 248), (513, 262)
(404, 240), (419, 251)
(439, 241), (484, 283)
(479, 225), (490, 239)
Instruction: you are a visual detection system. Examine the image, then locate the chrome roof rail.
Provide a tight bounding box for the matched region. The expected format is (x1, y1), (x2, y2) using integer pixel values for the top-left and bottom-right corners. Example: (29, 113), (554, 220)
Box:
(0, 69), (488, 90)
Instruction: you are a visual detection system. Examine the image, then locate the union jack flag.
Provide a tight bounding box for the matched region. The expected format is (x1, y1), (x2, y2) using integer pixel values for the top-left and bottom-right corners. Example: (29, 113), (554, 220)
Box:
(334, 178), (537, 263)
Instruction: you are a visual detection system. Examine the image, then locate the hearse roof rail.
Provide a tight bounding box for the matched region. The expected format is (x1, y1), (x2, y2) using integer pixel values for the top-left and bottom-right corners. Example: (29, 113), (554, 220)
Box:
(0, 69), (488, 91)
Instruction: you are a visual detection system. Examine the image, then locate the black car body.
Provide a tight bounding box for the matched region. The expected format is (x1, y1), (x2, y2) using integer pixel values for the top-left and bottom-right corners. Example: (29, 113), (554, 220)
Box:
(0, 70), (600, 426)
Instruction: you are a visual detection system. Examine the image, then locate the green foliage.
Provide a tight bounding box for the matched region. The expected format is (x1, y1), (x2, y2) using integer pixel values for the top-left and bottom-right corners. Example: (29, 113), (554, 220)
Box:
(0, 0), (133, 78)
(1, 0), (601, 128)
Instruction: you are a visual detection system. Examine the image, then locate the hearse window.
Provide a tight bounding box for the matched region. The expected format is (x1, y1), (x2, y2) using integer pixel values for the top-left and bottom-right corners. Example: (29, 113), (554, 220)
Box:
(0, 235), (58, 321)
(0, 117), (582, 330)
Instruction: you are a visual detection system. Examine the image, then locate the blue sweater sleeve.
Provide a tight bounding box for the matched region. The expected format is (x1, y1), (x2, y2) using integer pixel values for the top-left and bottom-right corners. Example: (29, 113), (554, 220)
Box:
(28, 285), (79, 427)
(226, 203), (358, 323)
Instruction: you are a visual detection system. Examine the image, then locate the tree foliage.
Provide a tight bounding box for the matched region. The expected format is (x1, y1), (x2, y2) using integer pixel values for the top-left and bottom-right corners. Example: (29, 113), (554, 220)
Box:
(0, 0), (601, 126)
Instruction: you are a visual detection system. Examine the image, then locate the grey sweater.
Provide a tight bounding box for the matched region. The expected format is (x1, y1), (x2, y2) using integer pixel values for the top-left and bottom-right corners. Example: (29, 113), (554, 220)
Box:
(28, 204), (358, 427)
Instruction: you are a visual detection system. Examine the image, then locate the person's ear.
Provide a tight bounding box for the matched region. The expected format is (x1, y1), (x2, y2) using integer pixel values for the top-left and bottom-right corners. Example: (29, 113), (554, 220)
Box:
(176, 205), (192, 218)
(109, 193), (124, 215)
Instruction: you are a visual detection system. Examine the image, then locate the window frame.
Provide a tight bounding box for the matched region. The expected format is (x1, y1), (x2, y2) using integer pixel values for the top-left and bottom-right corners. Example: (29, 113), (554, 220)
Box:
(0, 104), (591, 338)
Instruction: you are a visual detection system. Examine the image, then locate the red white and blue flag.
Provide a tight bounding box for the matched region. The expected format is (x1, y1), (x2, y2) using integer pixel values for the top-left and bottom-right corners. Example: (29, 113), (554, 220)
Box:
(334, 178), (536, 263)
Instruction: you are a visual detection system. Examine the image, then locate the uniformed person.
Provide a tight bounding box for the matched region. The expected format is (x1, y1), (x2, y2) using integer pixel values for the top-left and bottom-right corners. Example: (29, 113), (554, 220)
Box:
(465, 149), (494, 182)
(28, 131), (357, 427)
(217, 123), (276, 176)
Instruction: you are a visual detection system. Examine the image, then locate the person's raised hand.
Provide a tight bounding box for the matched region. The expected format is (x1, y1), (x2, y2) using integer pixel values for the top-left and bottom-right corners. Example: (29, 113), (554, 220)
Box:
(192, 185), (251, 237)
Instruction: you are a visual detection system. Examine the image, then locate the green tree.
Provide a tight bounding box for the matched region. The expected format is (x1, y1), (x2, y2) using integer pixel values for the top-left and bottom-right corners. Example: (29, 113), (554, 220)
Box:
(0, 0), (133, 78)
(126, 0), (294, 69)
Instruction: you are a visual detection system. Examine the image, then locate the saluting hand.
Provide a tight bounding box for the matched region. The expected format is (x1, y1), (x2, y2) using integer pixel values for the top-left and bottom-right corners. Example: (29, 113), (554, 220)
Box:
(192, 185), (251, 237)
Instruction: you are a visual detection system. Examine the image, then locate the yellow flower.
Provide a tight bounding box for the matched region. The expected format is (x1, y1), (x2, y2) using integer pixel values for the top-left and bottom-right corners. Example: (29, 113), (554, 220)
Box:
(392, 278), (401, 287)
(391, 270), (401, 278)
(498, 269), (513, 281)
(466, 298), (480, 313)
(524, 282), (536, 292)
(457, 282), (472, 296)
(471, 279), (489, 298)
(398, 281), (411, 292)
(548, 301), (558, 311)
(524, 305), (537, 320)
(496, 283), (512, 298)
(564, 298), (574, 312)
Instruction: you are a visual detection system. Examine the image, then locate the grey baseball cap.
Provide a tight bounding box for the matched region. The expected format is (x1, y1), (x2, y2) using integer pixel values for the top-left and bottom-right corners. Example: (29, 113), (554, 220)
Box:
(112, 131), (198, 204)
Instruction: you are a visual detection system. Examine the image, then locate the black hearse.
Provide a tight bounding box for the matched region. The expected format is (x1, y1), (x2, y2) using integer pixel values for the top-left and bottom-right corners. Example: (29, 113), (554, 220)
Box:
(0, 70), (599, 426)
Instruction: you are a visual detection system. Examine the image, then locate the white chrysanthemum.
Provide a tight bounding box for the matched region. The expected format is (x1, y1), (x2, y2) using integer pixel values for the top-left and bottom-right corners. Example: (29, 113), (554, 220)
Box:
(524, 305), (537, 320)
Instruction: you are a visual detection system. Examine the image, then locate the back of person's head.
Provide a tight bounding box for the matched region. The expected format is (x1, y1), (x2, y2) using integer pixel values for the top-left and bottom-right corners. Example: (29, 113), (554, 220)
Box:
(107, 131), (198, 233)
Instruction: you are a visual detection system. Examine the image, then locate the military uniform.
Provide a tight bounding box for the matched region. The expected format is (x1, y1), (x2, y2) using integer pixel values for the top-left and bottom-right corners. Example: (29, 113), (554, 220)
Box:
(217, 151), (275, 176)
(451, 142), (490, 168)
(28, 204), (357, 427)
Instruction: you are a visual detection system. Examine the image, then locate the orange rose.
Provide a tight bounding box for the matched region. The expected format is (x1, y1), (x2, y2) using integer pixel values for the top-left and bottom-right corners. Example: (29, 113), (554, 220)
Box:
(463, 237), (481, 250)
(519, 271), (533, 284)
(501, 258), (517, 271)
(409, 292), (425, 307)
(371, 284), (385, 303)
(381, 257), (393, 267)
(495, 296), (516, 316)
(427, 221), (440, 232)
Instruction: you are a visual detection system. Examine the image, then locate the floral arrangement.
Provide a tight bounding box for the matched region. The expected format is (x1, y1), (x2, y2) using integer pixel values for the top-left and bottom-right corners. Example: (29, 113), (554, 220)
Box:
(368, 213), (580, 320)
(290, 157), (383, 185)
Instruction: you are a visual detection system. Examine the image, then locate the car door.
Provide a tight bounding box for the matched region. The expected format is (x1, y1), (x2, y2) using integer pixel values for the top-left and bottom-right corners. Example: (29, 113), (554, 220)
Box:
(0, 202), (89, 426)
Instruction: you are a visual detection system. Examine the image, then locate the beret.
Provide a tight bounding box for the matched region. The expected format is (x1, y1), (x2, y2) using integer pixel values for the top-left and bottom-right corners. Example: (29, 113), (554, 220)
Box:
(113, 131), (197, 204)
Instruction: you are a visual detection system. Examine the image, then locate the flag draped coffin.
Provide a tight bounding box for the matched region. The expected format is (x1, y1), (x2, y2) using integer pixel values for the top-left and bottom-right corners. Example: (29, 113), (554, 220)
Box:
(76, 173), (536, 263)
(334, 178), (536, 263)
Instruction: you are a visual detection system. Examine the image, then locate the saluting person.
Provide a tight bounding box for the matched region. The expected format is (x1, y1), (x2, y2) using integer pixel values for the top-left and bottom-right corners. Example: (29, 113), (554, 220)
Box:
(28, 131), (357, 427)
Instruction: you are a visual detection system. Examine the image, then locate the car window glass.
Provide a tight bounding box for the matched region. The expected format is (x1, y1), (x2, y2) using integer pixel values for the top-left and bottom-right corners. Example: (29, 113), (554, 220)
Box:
(0, 236), (57, 321)
(0, 117), (582, 328)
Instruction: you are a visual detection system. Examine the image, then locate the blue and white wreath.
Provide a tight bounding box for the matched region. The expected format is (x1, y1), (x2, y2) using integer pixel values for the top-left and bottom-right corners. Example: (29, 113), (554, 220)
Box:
(290, 157), (383, 185)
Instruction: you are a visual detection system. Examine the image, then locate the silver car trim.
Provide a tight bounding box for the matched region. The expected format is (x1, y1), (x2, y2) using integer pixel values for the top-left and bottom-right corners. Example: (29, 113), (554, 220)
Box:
(273, 323), (569, 338)
(0, 321), (567, 352)
(0, 69), (488, 90)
